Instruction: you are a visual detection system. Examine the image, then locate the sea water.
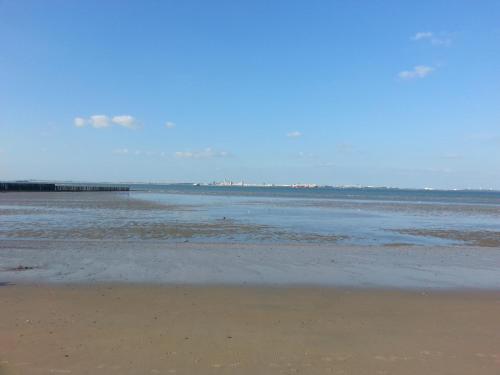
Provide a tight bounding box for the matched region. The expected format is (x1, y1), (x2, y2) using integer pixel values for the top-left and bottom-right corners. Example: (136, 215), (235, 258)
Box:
(1, 185), (500, 246)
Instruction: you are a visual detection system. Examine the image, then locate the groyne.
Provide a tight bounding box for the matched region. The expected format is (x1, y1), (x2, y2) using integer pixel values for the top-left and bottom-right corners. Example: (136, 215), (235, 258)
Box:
(0, 182), (129, 192)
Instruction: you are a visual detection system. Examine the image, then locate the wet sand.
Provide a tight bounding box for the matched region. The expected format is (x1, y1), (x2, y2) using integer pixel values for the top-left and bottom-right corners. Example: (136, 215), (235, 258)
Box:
(2, 239), (500, 289)
(1, 284), (499, 374)
(394, 229), (500, 247)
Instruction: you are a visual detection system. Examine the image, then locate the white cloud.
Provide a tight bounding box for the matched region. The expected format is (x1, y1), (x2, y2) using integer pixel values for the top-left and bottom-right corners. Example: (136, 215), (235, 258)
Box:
(113, 148), (129, 155)
(165, 121), (176, 129)
(298, 151), (315, 159)
(74, 117), (87, 128)
(398, 65), (434, 80)
(412, 31), (433, 41)
(174, 148), (229, 159)
(412, 31), (451, 46)
(287, 131), (302, 138)
(89, 115), (111, 128)
(175, 151), (194, 158)
(75, 114), (140, 130)
(112, 115), (139, 129)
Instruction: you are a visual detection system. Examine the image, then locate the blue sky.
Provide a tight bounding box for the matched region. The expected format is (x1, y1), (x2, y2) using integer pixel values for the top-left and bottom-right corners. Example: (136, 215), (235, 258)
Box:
(1, 0), (499, 188)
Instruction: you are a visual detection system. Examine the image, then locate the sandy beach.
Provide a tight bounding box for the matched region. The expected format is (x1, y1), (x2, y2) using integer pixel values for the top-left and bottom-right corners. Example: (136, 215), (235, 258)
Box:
(1, 284), (499, 374)
(1, 192), (500, 374)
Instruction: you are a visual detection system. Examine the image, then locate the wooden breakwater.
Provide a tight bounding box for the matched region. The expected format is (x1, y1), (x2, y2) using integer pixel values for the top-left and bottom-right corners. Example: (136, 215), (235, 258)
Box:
(55, 184), (129, 192)
(0, 182), (56, 192)
(0, 182), (129, 192)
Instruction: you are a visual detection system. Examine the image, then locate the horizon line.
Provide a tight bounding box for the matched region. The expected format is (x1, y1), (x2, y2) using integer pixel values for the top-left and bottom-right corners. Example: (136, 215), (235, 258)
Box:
(1, 179), (499, 193)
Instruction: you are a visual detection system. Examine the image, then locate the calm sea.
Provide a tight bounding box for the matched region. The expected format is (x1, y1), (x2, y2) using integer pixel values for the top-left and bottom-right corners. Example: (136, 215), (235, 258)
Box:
(128, 184), (500, 246)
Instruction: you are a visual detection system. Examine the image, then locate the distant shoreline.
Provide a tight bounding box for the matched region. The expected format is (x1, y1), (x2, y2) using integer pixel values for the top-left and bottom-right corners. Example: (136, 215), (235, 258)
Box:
(1, 180), (499, 192)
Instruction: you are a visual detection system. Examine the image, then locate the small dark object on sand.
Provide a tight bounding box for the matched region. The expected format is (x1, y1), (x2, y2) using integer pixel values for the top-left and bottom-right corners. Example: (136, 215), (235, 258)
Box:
(7, 265), (37, 272)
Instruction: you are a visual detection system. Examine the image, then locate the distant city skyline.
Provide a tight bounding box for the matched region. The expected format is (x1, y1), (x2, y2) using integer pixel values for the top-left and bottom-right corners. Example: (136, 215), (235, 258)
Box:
(1, 1), (500, 189)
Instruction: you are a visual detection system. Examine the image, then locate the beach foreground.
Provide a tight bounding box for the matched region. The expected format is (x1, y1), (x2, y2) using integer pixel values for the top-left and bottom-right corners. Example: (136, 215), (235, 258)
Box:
(1, 285), (499, 374)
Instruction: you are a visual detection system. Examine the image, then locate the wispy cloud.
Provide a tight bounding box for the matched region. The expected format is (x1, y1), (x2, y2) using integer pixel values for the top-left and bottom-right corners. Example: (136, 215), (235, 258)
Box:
(412, 31), (433, 41)
(412, 31), (451, 46)
(287, 131), (302, 138)
(398, 65), (434, 80)
(298, 151), (314, 158)
(165, 121), (176, 129)
(113, 148), (172, 158)
(113, 148), (129, 155)
(75, 114), (140, 129)
(74, 117), (87, 128)
(174, 148), (230, 159)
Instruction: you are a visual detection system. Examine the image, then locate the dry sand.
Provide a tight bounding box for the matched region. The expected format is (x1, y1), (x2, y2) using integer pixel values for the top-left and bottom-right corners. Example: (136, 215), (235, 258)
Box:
(1, 284), (499, 374)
